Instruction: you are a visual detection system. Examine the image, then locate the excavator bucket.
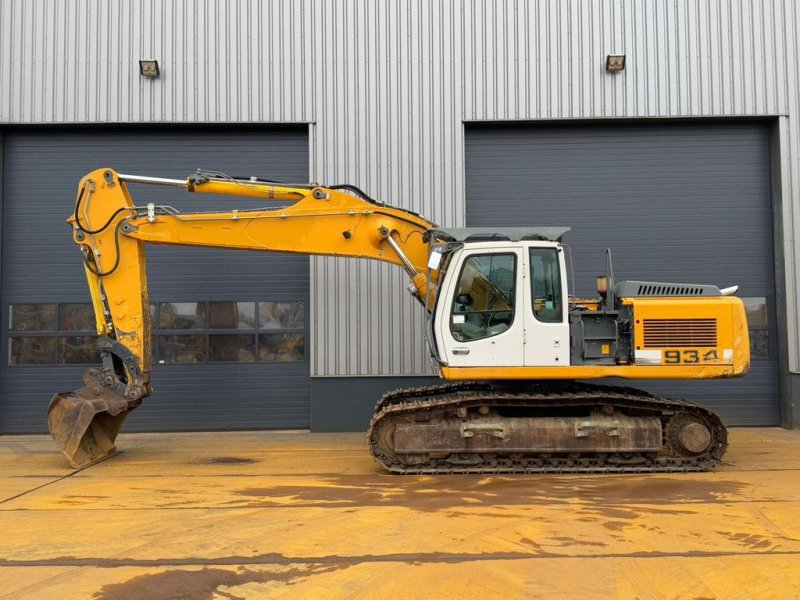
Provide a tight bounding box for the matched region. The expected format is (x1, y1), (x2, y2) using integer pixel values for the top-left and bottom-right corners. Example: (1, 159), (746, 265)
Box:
(47, 369), (138, 468)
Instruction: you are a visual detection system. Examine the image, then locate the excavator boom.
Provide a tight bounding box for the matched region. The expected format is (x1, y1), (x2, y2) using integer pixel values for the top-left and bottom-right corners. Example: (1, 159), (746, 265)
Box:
(50, 168), (436, 467)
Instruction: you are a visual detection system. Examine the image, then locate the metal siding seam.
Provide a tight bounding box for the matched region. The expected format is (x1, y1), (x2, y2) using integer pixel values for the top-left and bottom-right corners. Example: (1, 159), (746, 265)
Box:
(688, 0), (698, 114)
(511, 0), (519, 119)
(707, 0), (718, 114)
(719, 0), (730, 114)
(600, 2), (608, 117)
(649, 0), (658, 115)
(703, 0), (712, 114)
(566, 0), (574, 117)
(104, 0), (111, 120)
(281, 0), (289, 120)
(727, 0), (737, 114)
(22, 0), (30, 121)
(614, 0), (621, 116)
(0, 3), (6, 119)
(735, 0), (745, 113)
(778, 118), (798, 373)
(665, 0), (676, 115)
(547, 0), (556, 118)
(679, 0), (690, 115)
(675, 3), (689, 114)
(790, 0), (800, 372)
(620, 0), (628, 114)
(752, 0), (762, 114)
(742, 0), (753, 112)
(767, 0), (779, 113)
(771, 0), (783, 114)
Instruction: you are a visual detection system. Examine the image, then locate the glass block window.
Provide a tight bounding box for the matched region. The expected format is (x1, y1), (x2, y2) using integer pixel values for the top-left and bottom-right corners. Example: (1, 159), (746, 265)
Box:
(9, 301), (306, 366)
(8, 304), (100, 365)
(742, 297), (769, 358)
(152, 301), (305, 364)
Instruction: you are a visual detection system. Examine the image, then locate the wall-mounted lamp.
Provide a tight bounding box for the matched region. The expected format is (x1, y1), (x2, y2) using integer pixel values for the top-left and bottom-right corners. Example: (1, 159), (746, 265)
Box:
(605, 54), (625, 72)
(139, 60), (160, 78)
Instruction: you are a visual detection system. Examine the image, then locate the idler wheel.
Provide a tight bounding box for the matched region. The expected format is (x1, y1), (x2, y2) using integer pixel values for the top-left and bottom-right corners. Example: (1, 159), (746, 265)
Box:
(371, 416), (430, 467)
(668, 414), (713, 456)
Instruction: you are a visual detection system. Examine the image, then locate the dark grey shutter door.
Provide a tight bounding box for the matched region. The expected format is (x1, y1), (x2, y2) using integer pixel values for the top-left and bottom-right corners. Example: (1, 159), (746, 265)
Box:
(1, 127), (310, 433)
(465, 121), (778, 425)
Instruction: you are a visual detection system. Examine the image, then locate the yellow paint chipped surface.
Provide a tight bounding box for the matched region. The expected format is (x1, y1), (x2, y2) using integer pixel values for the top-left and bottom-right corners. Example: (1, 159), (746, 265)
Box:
(0, 428), (798, 599)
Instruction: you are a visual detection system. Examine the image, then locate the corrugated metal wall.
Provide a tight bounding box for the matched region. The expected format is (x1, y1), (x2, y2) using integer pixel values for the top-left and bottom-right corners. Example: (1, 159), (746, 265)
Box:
(1, 0), (798, 377)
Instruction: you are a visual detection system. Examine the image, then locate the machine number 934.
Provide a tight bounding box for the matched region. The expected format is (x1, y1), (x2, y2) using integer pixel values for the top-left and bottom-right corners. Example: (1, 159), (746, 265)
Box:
(662, 349), (719, 364)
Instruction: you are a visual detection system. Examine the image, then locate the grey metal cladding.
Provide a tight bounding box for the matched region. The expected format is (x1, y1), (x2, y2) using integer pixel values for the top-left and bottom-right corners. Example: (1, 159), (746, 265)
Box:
(1, 0), (799, 378)
(465, 121), (778, 426)
(0, 127), (311, 433)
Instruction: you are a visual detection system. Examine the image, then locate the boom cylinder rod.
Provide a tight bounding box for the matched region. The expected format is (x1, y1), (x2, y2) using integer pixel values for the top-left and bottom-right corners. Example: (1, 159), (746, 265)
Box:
(118, 173), (187, 188)
(385, 233), (418, 277)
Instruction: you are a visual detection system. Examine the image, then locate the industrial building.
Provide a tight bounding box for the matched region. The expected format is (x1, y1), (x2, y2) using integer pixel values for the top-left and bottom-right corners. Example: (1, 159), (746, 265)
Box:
(1, 1), (797, 433)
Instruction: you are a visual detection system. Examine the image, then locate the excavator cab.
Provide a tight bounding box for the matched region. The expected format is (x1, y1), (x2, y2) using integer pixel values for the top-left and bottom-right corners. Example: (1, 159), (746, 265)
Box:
(430, 231), (571, 370)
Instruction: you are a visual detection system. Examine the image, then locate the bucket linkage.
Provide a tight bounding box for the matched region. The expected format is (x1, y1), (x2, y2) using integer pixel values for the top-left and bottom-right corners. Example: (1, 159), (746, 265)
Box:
(47, 336), (148, 468)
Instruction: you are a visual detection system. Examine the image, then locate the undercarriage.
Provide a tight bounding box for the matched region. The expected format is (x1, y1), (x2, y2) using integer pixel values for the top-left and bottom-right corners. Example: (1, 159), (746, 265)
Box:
(368, 382), (727, 474)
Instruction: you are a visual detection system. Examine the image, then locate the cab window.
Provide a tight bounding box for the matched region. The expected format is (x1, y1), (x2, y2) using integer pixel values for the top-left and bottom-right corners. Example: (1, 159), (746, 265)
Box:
(450, 253), (516, 342)
(530, 248), (563, 323)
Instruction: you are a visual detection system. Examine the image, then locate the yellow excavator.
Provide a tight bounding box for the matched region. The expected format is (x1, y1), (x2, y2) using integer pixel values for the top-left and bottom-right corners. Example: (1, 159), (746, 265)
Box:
(48, 168), (750, 473)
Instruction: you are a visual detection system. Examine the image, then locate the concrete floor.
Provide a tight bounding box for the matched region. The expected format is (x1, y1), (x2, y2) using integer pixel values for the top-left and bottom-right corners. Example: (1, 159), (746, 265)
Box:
(0, 429), (798, 599)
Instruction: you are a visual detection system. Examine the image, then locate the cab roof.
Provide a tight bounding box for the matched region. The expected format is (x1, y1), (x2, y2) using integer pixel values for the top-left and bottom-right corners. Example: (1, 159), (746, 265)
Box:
(427, 227), (570, 243)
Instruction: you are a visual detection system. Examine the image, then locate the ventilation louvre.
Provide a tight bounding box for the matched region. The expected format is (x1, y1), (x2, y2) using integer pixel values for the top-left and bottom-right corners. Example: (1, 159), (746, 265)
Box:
(614, 280), (723, 297)
(642, 319), (718, 348)
(636, 284), (705, 296)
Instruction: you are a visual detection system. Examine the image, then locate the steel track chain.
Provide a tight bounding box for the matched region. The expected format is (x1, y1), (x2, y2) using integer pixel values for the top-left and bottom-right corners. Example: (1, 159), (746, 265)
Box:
(367, 382), (727, 474)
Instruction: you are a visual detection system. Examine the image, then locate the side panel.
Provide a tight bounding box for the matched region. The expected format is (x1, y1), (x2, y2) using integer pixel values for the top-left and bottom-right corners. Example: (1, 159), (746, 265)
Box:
(628, 297), (750, 375)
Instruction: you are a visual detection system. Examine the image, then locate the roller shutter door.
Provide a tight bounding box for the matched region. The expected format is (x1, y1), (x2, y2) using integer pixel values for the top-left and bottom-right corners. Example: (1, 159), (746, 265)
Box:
(1, 127), (310, 433)
(465, 121), (778, 425)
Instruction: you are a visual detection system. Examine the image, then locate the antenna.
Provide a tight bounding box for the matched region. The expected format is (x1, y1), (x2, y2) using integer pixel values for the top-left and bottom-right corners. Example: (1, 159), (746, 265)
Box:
(605, 248), (615, 308)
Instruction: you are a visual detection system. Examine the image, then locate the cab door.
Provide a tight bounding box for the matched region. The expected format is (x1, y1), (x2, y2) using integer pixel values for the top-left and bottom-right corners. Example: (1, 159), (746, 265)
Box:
(436, 246), (524, 367)
(523, 245), (571, 366)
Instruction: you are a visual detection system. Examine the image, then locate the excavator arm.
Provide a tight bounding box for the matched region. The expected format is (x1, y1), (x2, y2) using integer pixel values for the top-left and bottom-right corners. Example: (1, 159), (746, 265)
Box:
(49, 168), (437, 467)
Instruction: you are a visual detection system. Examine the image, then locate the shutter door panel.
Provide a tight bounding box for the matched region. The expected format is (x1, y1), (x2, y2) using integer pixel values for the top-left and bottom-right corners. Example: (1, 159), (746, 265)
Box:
(465, 121), (778, 425)
(1, 127), (310, 432)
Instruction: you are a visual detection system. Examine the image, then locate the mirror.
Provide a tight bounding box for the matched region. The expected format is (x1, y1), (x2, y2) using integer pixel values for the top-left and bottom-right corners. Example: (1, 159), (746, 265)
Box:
(456, 293), (474, 307)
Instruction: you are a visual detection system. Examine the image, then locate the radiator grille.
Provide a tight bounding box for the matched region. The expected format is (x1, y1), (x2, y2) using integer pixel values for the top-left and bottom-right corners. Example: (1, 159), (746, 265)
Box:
(642, 319), (717, 348)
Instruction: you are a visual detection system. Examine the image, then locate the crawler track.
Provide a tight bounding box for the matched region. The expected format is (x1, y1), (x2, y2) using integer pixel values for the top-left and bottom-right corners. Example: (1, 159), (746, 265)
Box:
(367, 382), (727, 474)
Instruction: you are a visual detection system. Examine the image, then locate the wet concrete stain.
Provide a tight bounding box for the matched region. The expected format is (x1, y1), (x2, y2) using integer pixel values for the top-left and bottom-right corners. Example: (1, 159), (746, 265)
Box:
(2, 548), (798, 571)
(716, 532), (775, 549)
(232, 474), (746, 514)
(549, 536), (607, 547)
(93, 565), (337, 600)
(62, 495), (110, 499)
(445, 510), (521, 519)
(190, 457), (258, 465)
